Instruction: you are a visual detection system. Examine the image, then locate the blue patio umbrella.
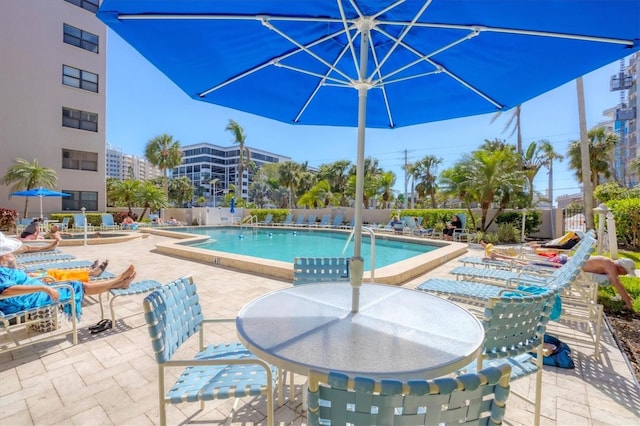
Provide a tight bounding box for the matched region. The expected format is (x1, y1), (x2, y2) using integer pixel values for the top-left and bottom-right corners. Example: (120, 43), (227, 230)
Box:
(11, 187), (70, 219)
(98, 0), (640, 312)
(230, 196), (236, 214)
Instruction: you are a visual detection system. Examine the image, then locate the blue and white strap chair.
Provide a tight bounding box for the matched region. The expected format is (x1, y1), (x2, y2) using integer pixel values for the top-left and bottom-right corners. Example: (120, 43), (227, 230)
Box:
(307, 364), (512, 426)
(293, 257), (350, 285)
(142, 276), (276, 426)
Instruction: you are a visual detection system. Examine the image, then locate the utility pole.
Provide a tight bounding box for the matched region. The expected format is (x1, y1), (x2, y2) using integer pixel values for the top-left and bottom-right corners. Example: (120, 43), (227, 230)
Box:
(576, 77), (594, 230)
(403, 149), (408, 209)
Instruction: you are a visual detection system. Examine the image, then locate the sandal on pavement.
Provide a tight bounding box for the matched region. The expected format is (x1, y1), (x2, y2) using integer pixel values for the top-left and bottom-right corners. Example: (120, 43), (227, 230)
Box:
(90, 319), (112, 334)
(88, 319), (110, 331)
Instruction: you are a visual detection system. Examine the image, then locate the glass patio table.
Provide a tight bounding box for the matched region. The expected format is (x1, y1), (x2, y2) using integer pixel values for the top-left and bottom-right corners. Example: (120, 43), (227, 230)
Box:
(236, 283), (484, 380)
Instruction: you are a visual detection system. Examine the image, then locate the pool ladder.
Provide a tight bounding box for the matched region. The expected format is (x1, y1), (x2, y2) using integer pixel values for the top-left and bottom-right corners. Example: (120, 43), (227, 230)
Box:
(240, 215), (259, 235)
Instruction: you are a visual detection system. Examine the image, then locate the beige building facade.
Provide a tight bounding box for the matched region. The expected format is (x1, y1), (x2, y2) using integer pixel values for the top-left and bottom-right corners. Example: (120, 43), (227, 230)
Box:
(0, 0), (106, 216)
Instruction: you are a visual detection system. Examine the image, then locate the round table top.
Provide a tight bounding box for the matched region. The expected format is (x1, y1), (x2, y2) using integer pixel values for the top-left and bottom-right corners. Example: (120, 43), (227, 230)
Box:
(236, 283), (484, 380)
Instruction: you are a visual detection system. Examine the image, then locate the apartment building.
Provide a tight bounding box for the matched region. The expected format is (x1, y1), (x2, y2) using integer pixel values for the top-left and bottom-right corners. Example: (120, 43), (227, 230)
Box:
(0, 0), (106, 215)
(106, 144), (161, 181)
(174, 143), (290, 204)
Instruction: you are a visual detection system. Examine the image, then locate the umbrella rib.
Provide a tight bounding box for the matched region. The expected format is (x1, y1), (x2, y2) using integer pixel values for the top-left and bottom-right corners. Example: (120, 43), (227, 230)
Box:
(379, 20), (636, 47)
(293, 38), (355, 123)
(370, 0), (432, 79)
(372, 26), (474, 83)
(198, 23), (352, 97)
(340, 0), (361, 74)
(366, 31), (395, 128)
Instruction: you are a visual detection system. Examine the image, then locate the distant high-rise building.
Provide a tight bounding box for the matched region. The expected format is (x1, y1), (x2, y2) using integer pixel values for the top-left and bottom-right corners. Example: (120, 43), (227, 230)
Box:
(174, 143), (290, 205)
(606, 53), (639, 187)
(0, 0), (107, 214)
(106, 144), (161, 181)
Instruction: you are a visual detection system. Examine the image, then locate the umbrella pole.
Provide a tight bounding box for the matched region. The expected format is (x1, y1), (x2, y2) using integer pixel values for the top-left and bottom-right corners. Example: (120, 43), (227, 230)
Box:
(350, 23), (371, 313)
(39, 196), (43, 219)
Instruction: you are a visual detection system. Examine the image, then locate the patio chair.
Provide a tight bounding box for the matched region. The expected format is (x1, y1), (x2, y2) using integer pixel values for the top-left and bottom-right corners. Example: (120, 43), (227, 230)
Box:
(100, 214), (120, 231)
(0, 282), (78, 354)
(277, 213), (293, 226)
(142, 276), (276, 426)
(15, 251), (75, 264)
(307, 363), (512, 426)
(59, 217), (70, 232)
(457, 290), (557, 426)
(23, 260), (94, 273)
(293, 257), (350, 285)
(330, 214), (343, 228)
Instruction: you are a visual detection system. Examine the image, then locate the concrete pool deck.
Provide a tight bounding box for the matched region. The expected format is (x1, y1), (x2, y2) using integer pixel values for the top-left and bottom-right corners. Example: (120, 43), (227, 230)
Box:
(0, 233), (639, 425)
(146, 226), (468, 284)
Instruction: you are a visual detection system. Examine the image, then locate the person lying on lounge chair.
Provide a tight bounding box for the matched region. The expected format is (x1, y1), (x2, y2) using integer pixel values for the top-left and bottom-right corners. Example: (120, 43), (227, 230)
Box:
(9, 236), (59, 253)
(3, 255), (110, 281)
(0, 237), (136, 320)
(529, 231), (582, 252)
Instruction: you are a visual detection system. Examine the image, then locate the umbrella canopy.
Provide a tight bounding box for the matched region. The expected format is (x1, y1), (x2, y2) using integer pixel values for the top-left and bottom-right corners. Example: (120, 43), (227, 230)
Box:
(98, 0), (640, 311)
(11, 187), (70, 219)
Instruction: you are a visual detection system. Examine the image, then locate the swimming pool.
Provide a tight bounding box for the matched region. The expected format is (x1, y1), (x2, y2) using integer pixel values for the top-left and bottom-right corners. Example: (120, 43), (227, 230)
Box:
(148, 226), (468, 285)
(178, 227), (434, 270)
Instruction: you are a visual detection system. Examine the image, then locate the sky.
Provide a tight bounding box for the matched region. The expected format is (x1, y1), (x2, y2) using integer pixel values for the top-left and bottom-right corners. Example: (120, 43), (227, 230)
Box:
(104, 28), (629, 204)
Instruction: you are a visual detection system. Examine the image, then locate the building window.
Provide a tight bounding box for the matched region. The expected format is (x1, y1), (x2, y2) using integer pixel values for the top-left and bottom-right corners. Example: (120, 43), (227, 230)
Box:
(63, 24), (98, 53)
(63, 65), (98, 92)
(62, 190), (98, 211)
(62, 107), (98, 132)
(62, 149), (99, 172)
(64, 0), (99, 13)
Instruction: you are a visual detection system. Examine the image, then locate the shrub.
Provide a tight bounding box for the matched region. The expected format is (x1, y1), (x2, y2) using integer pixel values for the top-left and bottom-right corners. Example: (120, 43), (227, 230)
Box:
(496, 223), (520, 243)
(0, 208), (18, 231)
(495, 210), (541, 236)
(607, 198), (640, 250)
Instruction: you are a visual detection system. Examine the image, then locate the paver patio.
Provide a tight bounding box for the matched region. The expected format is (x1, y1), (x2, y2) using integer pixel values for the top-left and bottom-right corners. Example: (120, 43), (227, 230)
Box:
(1, 232), (638, 425)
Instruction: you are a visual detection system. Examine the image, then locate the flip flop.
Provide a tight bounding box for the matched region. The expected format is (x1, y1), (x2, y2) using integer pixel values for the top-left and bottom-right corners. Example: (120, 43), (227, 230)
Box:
(90, 319), (112, 334)
(88, 319), (110, 331)
(97, 260), (109, 277)
(90, 259), (100, 270)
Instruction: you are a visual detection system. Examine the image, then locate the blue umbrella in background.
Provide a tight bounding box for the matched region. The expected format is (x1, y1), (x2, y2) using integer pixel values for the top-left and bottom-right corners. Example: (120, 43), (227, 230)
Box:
(230, 197), (236, 214)
(11, 187), (70, 219)
(98, 0), (640, 312)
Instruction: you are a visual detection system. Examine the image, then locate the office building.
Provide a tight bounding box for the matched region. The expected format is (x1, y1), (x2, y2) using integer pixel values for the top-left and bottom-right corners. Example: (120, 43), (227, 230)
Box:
(0, 0), (106, 214)
(174, 143), (290, 204)
(106, 144), (161, 181)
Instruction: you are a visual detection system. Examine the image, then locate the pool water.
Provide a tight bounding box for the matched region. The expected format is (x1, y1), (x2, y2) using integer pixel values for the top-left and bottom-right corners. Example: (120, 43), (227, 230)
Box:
(177, 227), (436, 271)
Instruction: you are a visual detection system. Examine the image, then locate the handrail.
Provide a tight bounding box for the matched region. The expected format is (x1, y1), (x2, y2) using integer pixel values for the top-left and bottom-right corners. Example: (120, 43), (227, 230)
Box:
(343, 226), (376, 283)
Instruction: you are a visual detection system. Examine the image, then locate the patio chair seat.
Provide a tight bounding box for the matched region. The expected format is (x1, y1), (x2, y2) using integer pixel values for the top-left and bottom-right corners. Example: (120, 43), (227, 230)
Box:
(15, 252), (75, 264)
(143, 276), (276, 426)
(23, 260), (94, 273)
(98, 279), (163, 323)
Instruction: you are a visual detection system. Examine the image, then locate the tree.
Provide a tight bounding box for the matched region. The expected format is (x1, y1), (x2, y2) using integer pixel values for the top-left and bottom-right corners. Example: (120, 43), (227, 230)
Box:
(491, 105), (523, 155)
(167, 176), (194, 207)
(521, 139), (563, 207)
(278, 161), (302, 208)
(225, 119), (251, 199)
(318, 160), (351, 206)
(136, 181), (168, 219)
(376, 171), (396, 208)
(298, 180), (334, 208)
(145, 133), (182, 198)
(440, 145), (523, 231)
(414, 155), (442, 208)
(1, 158), (57, 218)
(567, 127), (617, 189)
(109, 179), (141, 215)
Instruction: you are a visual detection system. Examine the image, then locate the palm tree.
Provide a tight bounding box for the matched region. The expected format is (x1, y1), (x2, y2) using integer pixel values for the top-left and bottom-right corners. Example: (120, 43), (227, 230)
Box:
(298, 180), (334, 208)
(109, 179), (141, 215)
(225, 119), (251, 199)
(377, 171), (396, 208)
(414, 155), (442, 208)
(318, 160), (351, 206)
(521, 139), (563, 207)
(1, 158), (57, 218)
(168, 176), (194, 207)
(136, 181), (168, 220)
(567, 127), (617, 189)
(145, 133), (182, 198)
(491, 105), (523, 155)
(278, 161), (301, 208)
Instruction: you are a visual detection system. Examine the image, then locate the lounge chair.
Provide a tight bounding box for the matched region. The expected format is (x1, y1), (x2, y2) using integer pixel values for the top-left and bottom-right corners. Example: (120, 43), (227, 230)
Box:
(0, 282), (78, 354)
(100, 214), (120, 231)
(72, 214), (94, 232)
(292, 214), (306, 227)
(307, 364), (512, 426)
(304, 214), (317, 227)
(257, 213), (273, 226)
(142, 276), (276, 426)
(276, 213), (293, 226)
(330, 214), (343, 228)
(314, 214), (331, 227)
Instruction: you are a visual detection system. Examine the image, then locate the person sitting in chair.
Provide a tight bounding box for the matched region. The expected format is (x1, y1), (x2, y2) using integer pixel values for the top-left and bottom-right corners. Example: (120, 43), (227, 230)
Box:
(20, 218), (43, 240)
(443, 215), (462, 241)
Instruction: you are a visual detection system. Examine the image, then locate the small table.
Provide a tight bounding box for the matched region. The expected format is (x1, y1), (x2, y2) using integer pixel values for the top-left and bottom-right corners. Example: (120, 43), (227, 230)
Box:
(236, 283), (484, 380)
